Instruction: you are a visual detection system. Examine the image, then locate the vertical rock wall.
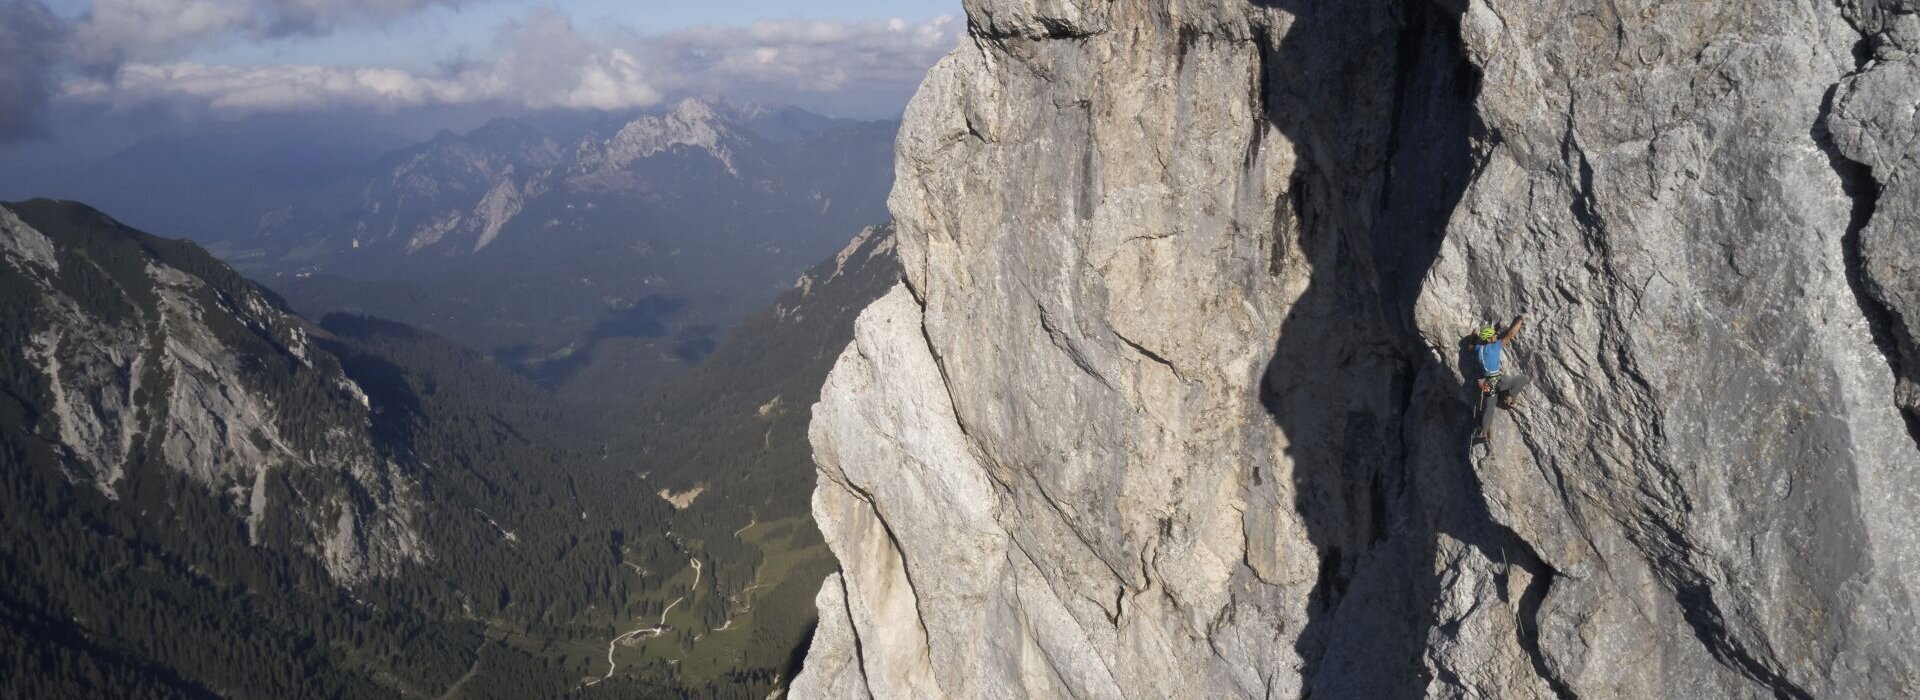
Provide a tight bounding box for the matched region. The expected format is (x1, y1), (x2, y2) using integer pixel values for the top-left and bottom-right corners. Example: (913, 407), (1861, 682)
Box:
(795, 1), (1920, 698)
(1418, 1), (1920, 697)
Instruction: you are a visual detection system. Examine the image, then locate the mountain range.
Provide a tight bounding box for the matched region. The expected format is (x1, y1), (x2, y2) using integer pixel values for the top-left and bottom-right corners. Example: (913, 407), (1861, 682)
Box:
(56, 100), (897, 394)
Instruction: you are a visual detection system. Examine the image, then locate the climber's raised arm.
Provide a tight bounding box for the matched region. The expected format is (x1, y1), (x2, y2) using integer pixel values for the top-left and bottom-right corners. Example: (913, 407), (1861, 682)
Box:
(1499, 313), (1527, 343)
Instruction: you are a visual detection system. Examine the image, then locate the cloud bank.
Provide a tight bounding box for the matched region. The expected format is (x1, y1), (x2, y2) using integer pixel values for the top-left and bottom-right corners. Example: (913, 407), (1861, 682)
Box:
(65, 8), (666, 113)
(0, 2), (961, 142)
(4, 0), (484, 140)
(68, 0), (478, 68)
(645, 17), (961, 98)
(59, 5), (962, 120)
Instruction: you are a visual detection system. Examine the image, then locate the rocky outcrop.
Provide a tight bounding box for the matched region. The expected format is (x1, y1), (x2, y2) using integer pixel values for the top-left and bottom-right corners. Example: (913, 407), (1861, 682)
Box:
(1830, 1), (1920, 441)
(795, 1), (1920, 698)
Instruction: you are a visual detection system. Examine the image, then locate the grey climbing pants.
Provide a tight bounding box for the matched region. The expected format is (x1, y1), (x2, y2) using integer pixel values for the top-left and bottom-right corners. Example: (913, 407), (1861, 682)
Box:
(1496, 370), (1531, 395)
(1477, 370), (1530, 437)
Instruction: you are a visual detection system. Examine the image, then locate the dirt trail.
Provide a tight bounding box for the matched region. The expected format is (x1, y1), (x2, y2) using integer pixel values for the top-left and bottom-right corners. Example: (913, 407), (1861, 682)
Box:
(583, 558), (701, 688)
(435, 640), (490, 700)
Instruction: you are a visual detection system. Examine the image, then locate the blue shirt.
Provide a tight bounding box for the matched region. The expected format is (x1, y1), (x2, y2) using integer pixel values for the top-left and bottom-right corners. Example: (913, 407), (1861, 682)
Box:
(1477, 340), (1504, 376)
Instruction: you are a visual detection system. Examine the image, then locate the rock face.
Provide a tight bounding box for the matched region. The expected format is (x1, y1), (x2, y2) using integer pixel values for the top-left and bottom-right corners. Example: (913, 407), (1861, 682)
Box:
(1831, 1), (1920, 442)
(795, 1), (1920, 698)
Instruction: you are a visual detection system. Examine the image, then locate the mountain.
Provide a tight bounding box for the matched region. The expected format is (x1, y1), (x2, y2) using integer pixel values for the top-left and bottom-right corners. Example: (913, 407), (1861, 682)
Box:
(792, 2), (1920, 699)
(252, 98), (897, 390)
(0, 199), (900, 697)
(0, 199), (686, 697)
(0, 199), (425, 586)
(298, 99), (876, 262)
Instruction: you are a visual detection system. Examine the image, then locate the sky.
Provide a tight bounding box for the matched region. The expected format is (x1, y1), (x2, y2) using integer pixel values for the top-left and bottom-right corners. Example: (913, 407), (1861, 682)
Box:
(0, 0), (965, 150)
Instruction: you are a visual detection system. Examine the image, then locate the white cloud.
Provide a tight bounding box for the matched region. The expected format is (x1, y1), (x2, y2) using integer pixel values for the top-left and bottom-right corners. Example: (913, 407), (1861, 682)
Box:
(66, 7), (661, 114)
(480, 6), (661, 111)
(67, 0), (479, 68)
(58, 9), (961, 117)
(554, 49), (657, 110)
(65, 62), (464, 111)
(644, 16), (962, 96)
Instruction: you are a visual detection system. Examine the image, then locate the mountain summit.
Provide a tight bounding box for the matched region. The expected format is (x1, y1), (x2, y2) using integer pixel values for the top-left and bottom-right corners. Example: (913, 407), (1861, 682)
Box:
(578, 99), (748, 177)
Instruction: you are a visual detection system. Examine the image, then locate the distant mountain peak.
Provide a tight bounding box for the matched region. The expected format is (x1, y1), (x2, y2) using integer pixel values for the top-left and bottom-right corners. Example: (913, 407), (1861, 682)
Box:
(669, 97), (725, 122)
(581, 98), (746, 176)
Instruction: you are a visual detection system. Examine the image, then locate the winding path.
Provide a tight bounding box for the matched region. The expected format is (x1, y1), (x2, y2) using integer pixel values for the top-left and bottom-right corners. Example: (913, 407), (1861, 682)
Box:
(435, 640), (490, 700)
(583, 558), (702, 688)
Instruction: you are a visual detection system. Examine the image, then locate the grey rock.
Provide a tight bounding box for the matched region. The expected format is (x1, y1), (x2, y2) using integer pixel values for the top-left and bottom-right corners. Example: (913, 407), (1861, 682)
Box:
(787, 574), (872, 699)
(963, 0), (1110, 38)
(797, 0), (1920, 698)
(1830, 22), (1920, 441)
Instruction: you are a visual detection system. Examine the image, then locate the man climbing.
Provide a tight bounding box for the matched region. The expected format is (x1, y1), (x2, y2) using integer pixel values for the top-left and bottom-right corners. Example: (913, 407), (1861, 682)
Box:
(1475, 313), (1529, 441)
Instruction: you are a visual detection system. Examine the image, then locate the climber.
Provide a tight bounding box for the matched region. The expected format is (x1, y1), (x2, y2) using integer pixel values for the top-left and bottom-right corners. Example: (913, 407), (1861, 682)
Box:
(1474, 314), (1529, 441)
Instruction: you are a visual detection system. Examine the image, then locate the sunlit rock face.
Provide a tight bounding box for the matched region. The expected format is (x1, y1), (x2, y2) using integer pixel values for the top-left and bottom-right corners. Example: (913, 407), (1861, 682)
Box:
(792, 0), (1920, 698)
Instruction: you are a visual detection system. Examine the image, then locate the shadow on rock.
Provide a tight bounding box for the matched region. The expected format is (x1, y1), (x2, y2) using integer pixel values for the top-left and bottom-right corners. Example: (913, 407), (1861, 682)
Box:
(1249, 0), (1483, 696)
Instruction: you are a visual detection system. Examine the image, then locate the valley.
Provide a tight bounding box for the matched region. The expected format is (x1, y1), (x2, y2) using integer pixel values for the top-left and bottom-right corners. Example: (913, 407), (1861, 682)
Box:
(0, 198), (898, 697)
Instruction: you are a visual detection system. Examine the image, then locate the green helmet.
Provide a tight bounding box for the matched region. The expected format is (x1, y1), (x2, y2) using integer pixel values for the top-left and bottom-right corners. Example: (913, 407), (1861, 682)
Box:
(1478, 326), (1497, 342)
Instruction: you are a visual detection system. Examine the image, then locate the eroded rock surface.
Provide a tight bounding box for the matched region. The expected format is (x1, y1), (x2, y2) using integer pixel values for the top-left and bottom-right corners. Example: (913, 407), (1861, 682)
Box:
(1831, 2), (1920, 442)
(795, 0), (1920, 698)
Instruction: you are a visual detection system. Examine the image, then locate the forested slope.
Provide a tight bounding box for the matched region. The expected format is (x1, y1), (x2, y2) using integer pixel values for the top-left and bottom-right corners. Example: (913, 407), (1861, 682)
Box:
(0, 200), (726, 697)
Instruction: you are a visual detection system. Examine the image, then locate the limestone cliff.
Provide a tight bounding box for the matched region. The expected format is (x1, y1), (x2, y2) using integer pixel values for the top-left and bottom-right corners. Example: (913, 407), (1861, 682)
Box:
(793, 1), (1920, 698)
